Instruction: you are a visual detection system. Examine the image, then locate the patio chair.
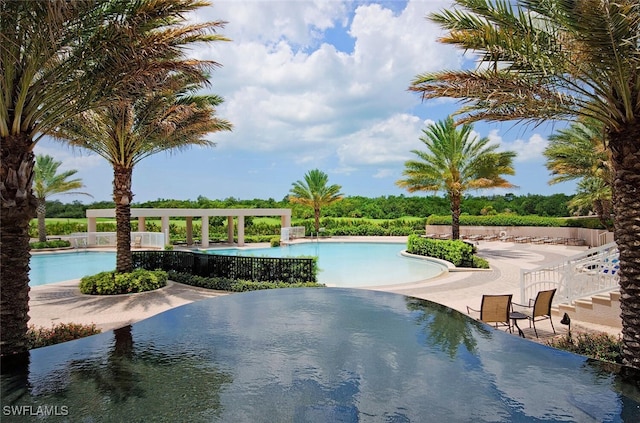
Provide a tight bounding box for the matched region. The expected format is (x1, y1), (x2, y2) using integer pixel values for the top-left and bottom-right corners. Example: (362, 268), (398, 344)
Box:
(512, 289), (556, 338)
(467, 294), (513, 333)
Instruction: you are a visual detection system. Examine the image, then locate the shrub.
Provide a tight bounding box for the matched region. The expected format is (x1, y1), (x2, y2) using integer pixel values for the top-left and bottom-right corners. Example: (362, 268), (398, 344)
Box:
(547, 332), (623, 364)
(29, 240), (71, 249)
(271, 237), (281, 247)
(26, 323), (101, 349)
(167, 270), (324, 292)
(80, 269), (168, 295)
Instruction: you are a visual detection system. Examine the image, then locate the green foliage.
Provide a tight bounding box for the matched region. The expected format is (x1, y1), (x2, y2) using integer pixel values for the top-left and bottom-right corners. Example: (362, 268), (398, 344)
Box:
(406, 234), (482, 267)
(472, 256), (490, 269)
(80, 269), (168, 295)
(271, 237), (281, 247)
(425, 214), (604, 229)
(29, 240), (71, 249)
(26, 323), (101, 349)
(167, 271), (324, 292)
(547, 332), (623, 364)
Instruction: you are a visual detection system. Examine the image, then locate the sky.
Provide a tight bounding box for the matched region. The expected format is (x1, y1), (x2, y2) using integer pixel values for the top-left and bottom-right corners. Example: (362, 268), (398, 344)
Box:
(35, 0), (576, 204)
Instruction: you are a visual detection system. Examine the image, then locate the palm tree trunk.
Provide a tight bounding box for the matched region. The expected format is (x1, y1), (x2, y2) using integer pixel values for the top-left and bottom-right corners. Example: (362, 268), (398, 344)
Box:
(611, 127), (640, 368)
(37, 199), (47, 242)
(450, 191), (461, 240)
(314, 208), (320, 233)
(113, 165), (133, 274)
(1, 134), (37, 355)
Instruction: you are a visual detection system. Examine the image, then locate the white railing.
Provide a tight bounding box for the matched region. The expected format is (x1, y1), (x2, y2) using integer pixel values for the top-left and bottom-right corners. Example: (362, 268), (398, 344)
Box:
(520, 242), (619, 305)
(281, 226), (306, 241)
(69, 232), (165, 249)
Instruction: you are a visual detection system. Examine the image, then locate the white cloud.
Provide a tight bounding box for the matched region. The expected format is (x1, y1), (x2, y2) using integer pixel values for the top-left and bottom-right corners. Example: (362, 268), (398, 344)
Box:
(491, 130), (549, 162)
(199, 0), (461, 162)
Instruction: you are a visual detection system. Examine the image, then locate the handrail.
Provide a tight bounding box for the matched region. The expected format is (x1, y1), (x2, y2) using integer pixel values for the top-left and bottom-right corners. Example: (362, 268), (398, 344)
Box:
(520, 242), (619, 305)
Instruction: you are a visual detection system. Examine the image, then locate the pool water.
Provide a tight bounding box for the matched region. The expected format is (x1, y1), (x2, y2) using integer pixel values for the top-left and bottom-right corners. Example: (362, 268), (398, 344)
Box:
(29, 252), (116, 287)
(206, 242), (446, 287)
(2, 289), (639, 422)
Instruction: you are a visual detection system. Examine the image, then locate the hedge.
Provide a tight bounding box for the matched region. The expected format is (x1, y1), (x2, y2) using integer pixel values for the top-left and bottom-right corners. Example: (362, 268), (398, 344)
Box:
(406, 234), (488, 268)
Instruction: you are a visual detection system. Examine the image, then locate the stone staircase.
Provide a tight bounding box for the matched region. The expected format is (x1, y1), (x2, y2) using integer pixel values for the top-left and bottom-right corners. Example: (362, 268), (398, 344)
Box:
(553, 290), (621, 330)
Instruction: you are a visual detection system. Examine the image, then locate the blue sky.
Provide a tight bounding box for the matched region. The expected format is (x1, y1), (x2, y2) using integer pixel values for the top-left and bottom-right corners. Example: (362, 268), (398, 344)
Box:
(35, 0), (575, 204)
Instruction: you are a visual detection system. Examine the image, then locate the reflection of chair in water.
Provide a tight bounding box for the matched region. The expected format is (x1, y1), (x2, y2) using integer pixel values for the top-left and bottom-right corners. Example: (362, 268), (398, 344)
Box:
(512, 289), (556, 338)
(467, 294), (513, 332)
(132, 236), (142, 248)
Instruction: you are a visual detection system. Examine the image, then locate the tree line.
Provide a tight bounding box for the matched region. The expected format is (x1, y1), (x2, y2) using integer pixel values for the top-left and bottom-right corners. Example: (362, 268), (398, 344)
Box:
(45, 192), (573, 220)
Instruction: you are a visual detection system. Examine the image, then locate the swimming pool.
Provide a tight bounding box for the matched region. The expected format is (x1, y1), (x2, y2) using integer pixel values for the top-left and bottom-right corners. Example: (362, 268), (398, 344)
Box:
(29, 251), (116, 287)
(3, 289), (638, 421)
(206, 242), (446, 287)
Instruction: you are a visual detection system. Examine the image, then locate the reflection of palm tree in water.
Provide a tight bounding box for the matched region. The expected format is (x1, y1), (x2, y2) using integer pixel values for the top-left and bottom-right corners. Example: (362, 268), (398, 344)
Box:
(405, 298), (481, 358)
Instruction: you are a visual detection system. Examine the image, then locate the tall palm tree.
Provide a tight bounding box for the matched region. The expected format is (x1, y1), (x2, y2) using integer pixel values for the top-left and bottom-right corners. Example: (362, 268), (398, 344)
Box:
(0, 0), (226, 355)
(408, 0), (640, 367)
(52, 76), (232, 273)
(289, 169), (343, 233)
(544, 118), (613, 229)
(33, 155), (92, 242)
(396, 117), (516, 240)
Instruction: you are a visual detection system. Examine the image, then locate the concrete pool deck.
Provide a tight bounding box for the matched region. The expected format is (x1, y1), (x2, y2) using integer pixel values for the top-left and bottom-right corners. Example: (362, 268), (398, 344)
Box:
(28, 237), (622, 343)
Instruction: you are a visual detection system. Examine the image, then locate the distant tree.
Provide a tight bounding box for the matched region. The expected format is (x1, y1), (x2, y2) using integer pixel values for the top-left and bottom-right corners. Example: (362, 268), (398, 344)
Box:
(289, 169), (343, 233)
(396, 117), (516, 239)
(33, 155), (92, 241)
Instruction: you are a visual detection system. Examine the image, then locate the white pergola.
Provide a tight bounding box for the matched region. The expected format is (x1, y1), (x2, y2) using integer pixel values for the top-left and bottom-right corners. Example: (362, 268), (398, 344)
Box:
(86, 208), (292, 247)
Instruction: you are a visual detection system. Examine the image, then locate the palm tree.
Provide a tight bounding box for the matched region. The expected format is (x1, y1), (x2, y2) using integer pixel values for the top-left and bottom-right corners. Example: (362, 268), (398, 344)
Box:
(396, 117), (516, 240)
(544, 118), (613, 229)
(33, 155), (92, 242)
(52, 76), (232, 273)
(0, 0), (226, 355)
(289, 169), (343, 233)
(568, 177), (613, 231)
(408, 0), (640, 367)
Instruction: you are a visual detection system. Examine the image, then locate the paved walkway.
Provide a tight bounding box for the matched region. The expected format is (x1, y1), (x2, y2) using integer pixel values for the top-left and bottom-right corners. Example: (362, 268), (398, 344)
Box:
(28, 238), (621, 343)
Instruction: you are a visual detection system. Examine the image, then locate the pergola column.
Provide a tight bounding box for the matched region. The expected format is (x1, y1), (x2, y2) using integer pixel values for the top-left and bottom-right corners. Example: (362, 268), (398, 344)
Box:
(227, 216), (234, 244)
(281, 213), (291, 228)
(87, 217), (97, 245)
(237, 215), (245, 246)
(161, 216), (170, 247)
(186, 217), (193, 246)
(137, 217), (145, 232)
(201, 216), (209, 248)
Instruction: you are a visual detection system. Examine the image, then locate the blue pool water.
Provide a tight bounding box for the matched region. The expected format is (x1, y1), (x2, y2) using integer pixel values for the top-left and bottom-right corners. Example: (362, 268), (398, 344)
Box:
(206, 242), (446, 287)
(29, 252), (116, 287)
(2, 289), (639, 422)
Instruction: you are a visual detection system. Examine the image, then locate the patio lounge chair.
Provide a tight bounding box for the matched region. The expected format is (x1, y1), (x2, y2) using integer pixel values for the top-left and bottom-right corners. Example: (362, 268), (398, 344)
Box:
(467, 294), (513, 333)
(132, 236), (142, 248)
(512, 289), (556, 338)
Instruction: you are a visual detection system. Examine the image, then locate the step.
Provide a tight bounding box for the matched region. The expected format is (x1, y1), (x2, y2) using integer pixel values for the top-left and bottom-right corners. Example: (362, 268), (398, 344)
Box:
(574, 298), (593, 310)
(592, 294), (612, 306)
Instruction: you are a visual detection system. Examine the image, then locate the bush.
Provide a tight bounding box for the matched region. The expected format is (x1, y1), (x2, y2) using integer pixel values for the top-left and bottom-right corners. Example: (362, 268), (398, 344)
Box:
(167, 270), (324, 292)
(26, 322), (101, 349)
(80, 269), (168, 295)
(29, 240), (71, 249)
(271, 237), (281, 247)
(547, 332), (623, 364)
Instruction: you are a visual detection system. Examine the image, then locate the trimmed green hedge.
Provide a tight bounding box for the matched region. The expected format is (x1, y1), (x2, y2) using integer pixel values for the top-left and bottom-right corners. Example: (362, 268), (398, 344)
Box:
(29, 240), (71, 249)
(80, 269), (168, 295)
(425, 214), (605, 229)
(406, 234), (489, 268)
(167, 271), (324, 292)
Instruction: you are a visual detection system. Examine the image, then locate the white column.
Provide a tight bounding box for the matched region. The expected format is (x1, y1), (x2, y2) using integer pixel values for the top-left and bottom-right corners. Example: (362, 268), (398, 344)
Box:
(237, 215), (245, 246)
(201, 216), (209, 248)
(161, 216), (170, 247)
(137, 216), (145, 232)
(186, 217), (193, 245)
(87, 217), (97, 245)
(227, 216), (234, 244)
